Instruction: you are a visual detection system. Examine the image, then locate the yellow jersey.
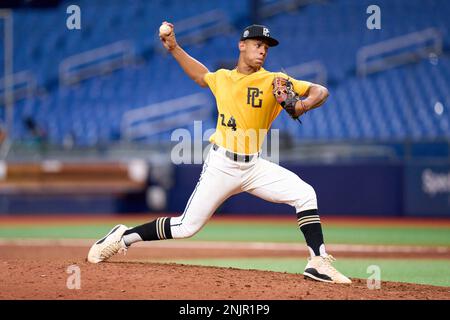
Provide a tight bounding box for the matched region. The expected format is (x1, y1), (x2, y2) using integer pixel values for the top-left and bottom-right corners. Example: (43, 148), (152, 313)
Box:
(204, 67), (311, 155)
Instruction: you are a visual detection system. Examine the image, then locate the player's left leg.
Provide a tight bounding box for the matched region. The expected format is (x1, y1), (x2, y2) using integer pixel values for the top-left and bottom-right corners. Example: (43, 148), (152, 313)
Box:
(242, 158), (351, 284)
(119, 148), (241, 244)
(88, 147), (241, 263)
(86, 224), (129, 263)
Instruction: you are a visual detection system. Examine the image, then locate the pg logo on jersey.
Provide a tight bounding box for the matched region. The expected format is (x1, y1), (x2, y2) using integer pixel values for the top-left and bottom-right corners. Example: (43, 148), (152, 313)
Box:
(247, 87), (263, 108)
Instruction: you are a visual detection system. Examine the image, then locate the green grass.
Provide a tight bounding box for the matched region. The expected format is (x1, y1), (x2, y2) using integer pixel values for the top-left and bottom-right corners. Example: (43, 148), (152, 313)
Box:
(1, 221), (450, 246)
(0, 220), (147, 239)
(194, 223), (450, 246)
(155, 257), (450, 287)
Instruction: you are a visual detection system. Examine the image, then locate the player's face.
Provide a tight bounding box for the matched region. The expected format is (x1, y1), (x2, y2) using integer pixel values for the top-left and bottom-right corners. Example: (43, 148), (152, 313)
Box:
(240, 39), (270, 68)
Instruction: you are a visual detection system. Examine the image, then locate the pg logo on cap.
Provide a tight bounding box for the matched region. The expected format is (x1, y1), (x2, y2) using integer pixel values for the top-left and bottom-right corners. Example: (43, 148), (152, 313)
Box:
(263, 28), (270, 36)
(243, 30), (249, 38)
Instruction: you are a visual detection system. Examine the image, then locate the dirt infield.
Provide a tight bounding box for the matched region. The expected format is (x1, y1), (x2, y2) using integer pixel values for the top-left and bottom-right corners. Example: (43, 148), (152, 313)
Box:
(1, 242), (450, 300)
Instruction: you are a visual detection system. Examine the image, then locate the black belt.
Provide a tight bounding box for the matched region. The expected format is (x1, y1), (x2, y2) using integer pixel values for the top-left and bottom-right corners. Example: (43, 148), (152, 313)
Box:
(212, 144), (256, 163)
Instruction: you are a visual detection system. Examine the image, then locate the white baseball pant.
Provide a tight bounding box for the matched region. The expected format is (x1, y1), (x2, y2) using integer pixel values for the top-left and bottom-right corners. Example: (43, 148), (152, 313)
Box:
(170, 144), (318, 239)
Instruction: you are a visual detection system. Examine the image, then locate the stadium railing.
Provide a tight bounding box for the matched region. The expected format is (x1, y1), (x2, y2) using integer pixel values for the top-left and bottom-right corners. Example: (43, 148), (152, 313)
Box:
(356, 28), (443, 76)
(285, 60), (328, 85)
(154, 9), (234, 54)
(59, 40), (136, 86)
(0, 71), (38, 106)
(121, 93), (211, 141)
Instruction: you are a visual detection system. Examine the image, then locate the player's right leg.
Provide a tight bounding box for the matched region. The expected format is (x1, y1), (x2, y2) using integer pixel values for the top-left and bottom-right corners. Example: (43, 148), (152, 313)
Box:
(88, 148), (240, 263)
(242, 158), (351, 284)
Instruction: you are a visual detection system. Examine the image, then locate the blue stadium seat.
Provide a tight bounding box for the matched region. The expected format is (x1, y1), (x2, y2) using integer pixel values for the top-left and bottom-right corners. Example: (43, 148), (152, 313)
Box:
(3, 0), (449, 146)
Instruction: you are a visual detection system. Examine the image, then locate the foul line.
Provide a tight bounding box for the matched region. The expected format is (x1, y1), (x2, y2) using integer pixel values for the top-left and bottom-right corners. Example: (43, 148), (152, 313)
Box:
(0, 238), (449, 255)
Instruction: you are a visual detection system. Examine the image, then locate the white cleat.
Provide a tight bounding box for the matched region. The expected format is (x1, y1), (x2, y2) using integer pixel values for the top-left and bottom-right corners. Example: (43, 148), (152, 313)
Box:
(303, 254), (352, 284)
(87, 224), (128, 263)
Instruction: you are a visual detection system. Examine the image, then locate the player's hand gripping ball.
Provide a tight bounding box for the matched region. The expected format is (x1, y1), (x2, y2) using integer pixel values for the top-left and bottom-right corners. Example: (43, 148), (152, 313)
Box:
(272, 77), (301, 120)
(159, 23), (172, 37)
(159, 22), (177, 52)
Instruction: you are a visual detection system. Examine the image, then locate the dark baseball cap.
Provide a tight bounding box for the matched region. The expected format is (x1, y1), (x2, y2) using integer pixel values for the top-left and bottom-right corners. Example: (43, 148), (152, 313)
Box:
(240, 24), (279, 47)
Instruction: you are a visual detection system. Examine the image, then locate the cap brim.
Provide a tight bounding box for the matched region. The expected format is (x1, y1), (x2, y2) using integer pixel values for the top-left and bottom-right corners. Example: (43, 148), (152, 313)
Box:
(241, 36), (279, 47)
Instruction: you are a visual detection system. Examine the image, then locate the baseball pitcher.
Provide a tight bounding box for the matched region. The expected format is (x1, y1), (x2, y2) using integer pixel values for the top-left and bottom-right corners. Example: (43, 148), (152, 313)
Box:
(88, 23), (351, 284)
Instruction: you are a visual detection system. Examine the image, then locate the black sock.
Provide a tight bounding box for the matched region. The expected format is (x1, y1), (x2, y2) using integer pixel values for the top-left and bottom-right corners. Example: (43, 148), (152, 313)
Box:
(122, 217), (172, 245)
(297, 209), (325, 257)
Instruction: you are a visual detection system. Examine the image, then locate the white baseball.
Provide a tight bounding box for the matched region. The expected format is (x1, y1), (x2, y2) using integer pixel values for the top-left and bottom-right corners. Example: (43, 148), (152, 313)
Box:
(159, 24), (172, 36)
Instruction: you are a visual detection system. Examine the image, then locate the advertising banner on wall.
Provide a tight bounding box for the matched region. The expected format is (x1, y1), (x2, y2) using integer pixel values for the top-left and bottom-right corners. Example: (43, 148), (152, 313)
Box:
(404, 161), (450, 216)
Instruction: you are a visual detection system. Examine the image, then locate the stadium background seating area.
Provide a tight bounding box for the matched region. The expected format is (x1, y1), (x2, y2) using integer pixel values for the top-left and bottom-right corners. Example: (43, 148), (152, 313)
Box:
(1, 0), (449, 146)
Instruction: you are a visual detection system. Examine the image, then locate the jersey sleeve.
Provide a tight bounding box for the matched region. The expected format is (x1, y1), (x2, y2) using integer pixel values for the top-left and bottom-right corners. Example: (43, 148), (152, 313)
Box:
(291, 78), (312, 97)
(203, 71), (218, 95)
(276, 72), (312, 97)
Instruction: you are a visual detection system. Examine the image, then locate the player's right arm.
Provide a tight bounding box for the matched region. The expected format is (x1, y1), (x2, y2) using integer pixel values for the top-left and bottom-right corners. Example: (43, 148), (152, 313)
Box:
(159, 22), (209, 88)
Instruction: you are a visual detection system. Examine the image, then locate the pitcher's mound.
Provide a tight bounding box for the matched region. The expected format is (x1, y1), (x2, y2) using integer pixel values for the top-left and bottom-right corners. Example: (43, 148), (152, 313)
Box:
(1, 258), (449, 300)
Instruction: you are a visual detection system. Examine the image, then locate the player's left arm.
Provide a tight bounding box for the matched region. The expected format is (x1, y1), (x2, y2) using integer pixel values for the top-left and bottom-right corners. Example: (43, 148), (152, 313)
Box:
(294, 83), (329, 118)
